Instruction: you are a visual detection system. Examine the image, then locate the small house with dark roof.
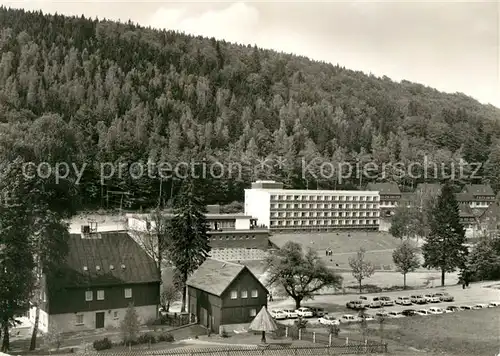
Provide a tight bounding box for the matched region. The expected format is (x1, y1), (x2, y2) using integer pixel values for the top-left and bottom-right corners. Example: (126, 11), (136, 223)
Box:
(29, 230), (160, 333)
(461, 184), (496, 209)
(187, 259), (268, 332)
(366, 183), (401, 216)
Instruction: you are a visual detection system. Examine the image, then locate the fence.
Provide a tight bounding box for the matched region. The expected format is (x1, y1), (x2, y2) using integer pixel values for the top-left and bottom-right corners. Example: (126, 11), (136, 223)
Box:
(156, 313), (196, 328)
(248, 326), (387, 354)
(70, 343), (388, 356)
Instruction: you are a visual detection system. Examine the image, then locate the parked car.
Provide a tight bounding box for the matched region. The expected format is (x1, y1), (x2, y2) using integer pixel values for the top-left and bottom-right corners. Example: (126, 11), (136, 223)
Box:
(415, 309), (430, 316)
(296, 307), (314, 318)
(282, 309), (298, 318)
(270, 310), (287, 320)
(424, 294), (440, 303)
(410, 295), (427, 304)
(375, 311), (389, 318)
(341, 314), (358, 323)
(433, 292), (454, 302)
(388, 311), (405, 318)
(395, 296), (412, 306)
(459, 305), (473, 310)
(445, 306), (460, 313)
(346, 300), (367, 310)
(361, 313), (375, 321)
(489, 301), (500, 307)
(379, 296), (394, 306)
(402, 309), (418, 316)
(428, 307), (444, 315)
(318, 315), (340, 326)
(474, 303), (488, 309)
(308, 307), (327, 317)
(359, 296), (382, 308)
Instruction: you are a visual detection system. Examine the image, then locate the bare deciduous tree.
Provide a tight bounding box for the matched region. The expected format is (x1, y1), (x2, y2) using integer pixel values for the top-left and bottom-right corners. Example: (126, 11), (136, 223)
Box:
(348, 248), (375, 293)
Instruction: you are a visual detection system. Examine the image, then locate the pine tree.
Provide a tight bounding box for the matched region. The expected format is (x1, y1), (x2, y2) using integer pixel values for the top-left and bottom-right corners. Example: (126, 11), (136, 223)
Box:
(168, 178), (211, 312)
(0, 175), (36, 351)
(422, 183), (468, 286)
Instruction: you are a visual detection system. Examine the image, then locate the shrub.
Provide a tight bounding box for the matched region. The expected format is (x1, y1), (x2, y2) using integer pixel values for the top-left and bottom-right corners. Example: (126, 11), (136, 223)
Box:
(326, 324), (340, 337)
(157, 332), (174, 342)
(93, 338), (112, 351)
(137, 332), (157, 344)
(294, 317), (308, 330)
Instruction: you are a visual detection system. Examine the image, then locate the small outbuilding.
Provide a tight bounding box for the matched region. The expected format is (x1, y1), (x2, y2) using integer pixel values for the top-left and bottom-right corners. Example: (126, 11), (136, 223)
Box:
(187, 259), (268, 332)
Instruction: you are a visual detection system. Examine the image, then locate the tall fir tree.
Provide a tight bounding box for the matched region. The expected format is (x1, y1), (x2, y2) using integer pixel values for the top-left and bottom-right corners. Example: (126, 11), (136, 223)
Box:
(0, 175), (36, 351)
(168, 178), (211, 312)
(422, 183), (468, 286)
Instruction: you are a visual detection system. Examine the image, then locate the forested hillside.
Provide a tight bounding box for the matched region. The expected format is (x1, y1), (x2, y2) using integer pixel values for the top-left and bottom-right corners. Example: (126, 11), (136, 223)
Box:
(0, 7), (499, 209)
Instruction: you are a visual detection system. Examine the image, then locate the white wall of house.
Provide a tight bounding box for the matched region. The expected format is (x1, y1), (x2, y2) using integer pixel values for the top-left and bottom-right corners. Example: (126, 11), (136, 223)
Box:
(244, 189), (271, 228)
(29, 306), (50, 333)
(43, 305), (156, 333)
(127, 216), (150, 232)
(234, 216), (251, 230)
(378, 218), (391, 232)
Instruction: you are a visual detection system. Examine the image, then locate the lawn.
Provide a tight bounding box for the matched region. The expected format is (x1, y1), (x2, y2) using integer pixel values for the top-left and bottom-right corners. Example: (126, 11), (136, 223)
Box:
(269, 231), (398, 252)
(359, 308), (500, 355)
(270, 231), (402, 270)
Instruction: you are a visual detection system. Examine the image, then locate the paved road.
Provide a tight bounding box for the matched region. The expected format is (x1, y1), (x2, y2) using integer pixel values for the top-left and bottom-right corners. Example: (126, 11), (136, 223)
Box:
(268, 281), (500, 322)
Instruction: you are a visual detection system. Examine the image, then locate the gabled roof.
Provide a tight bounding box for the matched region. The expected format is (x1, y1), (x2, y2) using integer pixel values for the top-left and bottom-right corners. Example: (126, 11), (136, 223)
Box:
(187, 259), (267, 297)
(479, 201), (500, 220)
(400, 192), (415, 201)
(366, 183), (401, 195)
(458, 205), (484, 218)
(60, 231), (159, 288)
(455, 192), (474, 202)
(458, 205), (475, 218)
(462, 184), (495, 196)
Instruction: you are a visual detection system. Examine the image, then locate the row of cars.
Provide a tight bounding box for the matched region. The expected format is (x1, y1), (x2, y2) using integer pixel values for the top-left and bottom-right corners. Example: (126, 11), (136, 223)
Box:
(326, 301), (500, 326)
(346, 292), (454, 310)
(270, 306), (326, 320)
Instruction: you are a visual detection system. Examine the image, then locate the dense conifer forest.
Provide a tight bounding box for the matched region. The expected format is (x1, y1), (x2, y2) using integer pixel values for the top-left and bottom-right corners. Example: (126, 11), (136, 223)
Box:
(0, 7), (499, 209)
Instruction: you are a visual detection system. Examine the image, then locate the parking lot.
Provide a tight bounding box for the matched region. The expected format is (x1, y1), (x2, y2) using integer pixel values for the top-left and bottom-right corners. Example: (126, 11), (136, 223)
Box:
(268, 281), (500, 324)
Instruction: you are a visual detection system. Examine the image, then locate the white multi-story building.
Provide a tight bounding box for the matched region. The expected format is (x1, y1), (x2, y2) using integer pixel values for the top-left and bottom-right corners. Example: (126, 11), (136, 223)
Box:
(244, 181), (380, 232)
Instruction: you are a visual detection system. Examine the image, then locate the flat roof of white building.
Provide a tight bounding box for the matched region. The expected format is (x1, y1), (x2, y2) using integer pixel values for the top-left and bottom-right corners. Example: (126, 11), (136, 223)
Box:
(126, 213), (254, 220)
(245, 188), (379, 195)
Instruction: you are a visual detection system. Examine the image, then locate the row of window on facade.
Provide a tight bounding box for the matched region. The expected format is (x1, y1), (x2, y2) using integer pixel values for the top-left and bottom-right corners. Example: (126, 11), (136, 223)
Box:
(85, 288), (132, 302)
(271, 211), (379, 218)
(270, 219), (379, 226)
(380, 201), (398, 206)
(271, 203), (379, 209)
(208, 221), (236, 229)
(270, 195), (378, 201)
(459, 201), (490, 207)
(230, 289), (259, 300)
(210, 235), (257, 241)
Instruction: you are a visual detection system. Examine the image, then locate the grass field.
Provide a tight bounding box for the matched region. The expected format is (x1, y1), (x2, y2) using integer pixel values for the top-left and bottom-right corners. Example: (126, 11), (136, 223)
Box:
(269, 231), (398, 252)
(358, 308), (500, 355)
(270, 231), (403, 270)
